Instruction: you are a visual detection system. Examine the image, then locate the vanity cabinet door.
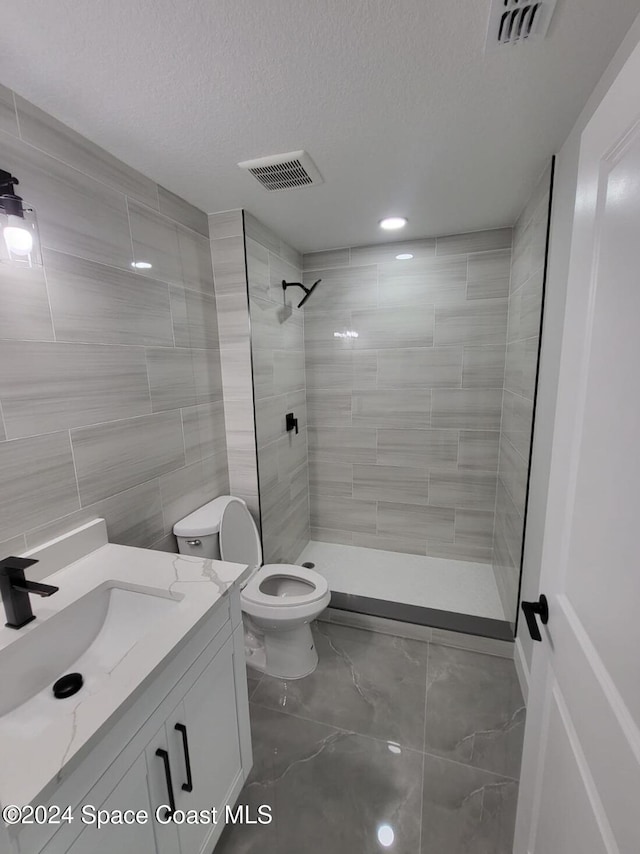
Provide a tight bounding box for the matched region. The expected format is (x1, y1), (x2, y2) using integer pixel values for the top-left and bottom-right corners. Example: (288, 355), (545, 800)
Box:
(144, 718), (182, 854)
(64, 755), (156, 854)
(170, 633), (243, 854)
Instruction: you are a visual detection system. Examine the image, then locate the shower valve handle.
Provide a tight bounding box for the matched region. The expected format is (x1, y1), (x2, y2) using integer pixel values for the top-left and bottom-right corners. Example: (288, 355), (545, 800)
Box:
(286, 412), (299, 435)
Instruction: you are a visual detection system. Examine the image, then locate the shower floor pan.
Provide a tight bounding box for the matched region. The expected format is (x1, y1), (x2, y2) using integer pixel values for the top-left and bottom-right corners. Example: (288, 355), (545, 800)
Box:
(296, 540), (510, 639)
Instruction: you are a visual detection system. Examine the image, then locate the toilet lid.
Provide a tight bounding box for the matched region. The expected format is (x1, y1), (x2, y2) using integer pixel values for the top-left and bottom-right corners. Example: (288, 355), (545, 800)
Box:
(219, 498), (262, 569)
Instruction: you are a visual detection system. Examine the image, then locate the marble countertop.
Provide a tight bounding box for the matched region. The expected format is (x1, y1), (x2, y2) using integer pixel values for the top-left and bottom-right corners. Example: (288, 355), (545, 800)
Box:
(0, 525), (249, 810)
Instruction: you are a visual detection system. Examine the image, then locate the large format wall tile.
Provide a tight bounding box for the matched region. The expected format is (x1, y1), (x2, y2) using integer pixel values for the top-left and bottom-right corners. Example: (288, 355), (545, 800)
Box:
(351, 305), (435, 349)
(0, 129), (132, 268)
(436, 228), (512, 256)
(353, 464), (429, 505)
(303, 265), (378, 310)
(24, 479), (166, 551)
(15, 95), (159, 208)
(0, 433), (80, 540)
(0, 341), (150, 438)
(429, 471), (497, 511)
(0, 264), (54, 341)
(158, 186), (208, 236)
(170, 287), (219, 349)
(377, 347), (462, 388)
(71, 411), (185, 505)
(0, 87), (225, 553)
(146, 347), (197, 411)
(181, 401), (227, 464)
(431, 388), (502, 430)
(353, 389), (431, 428)
(309, 426), (377, 464)
(462, 345), (506, 388)
(376, 428), (458, 469)
(310, 495), (376, 535)
(378, 257), (467, 307)
(45, 249), (173, 346)
(377, 501), (455, 542)
(208, 209), (243, 240)
(0, 84), (18, 136)
(435, 299), (508, 347)
(302, 229), (513, 560)
(177, 226), (215, 293)
(466, 249), (511, 300)
(128, 200), (183, 286)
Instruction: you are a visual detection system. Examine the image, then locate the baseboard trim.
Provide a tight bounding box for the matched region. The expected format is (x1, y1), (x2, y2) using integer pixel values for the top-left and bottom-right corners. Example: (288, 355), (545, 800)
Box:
(320, 607), (515, 659)
(514, 636), (530, 704)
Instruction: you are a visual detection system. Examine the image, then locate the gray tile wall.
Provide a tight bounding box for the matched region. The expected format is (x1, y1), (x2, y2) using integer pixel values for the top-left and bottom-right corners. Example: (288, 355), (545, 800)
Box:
(246, 214), (310, 563)
(210, 211), (310, 563)
(0, 86), (228, 552)
(492, 166), (551, 625)
(302, 229), (512, 561)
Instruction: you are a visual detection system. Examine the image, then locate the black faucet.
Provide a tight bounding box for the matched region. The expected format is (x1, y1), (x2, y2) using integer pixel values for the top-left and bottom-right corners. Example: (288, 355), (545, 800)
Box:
(0, 557), (59, 629)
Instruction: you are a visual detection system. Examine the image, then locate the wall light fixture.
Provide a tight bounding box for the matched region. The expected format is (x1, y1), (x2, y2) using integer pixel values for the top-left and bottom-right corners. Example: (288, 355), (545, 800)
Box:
(0, 169), (41, 267)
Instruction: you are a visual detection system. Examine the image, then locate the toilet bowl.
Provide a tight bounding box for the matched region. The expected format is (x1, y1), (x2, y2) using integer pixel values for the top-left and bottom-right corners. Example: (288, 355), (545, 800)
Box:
(173, 496), (330, 679)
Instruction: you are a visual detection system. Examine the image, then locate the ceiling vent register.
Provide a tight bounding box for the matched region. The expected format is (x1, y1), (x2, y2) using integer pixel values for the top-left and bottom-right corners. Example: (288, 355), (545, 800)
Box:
(238, 150), (323, 191)
(486, 0), (558, 49)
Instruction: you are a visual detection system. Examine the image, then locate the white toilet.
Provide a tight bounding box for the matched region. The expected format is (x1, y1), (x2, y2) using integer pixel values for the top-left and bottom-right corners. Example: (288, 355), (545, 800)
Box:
(173, 496), (330, 679)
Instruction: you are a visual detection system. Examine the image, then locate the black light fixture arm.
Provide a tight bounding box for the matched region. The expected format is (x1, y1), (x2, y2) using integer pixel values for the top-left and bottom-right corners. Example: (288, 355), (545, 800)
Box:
(282, 278), (321, 308)
(0, 169), (26, 218)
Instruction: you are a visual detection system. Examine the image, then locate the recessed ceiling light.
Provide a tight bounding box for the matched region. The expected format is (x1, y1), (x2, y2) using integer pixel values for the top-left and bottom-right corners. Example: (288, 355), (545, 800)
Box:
(395, 253), (413, 260)
(379, 216), (407, 230)
(131, 261), (152, 269)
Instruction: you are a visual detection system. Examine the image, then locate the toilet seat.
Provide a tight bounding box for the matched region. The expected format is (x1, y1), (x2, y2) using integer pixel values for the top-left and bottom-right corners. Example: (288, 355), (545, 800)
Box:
(218, 499), (330, 618)
(242, 564), (329, 607)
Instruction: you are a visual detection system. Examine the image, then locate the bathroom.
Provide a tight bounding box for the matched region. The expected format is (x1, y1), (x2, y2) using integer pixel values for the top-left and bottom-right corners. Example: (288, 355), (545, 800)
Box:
(0, 2), (639, 852)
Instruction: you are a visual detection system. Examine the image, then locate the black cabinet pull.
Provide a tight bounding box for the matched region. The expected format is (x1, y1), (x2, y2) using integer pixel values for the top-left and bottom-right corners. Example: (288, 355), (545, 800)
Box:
(521, 594), (549, 642)
(155, 748), (176, 818)
(174, 723), (194, 792)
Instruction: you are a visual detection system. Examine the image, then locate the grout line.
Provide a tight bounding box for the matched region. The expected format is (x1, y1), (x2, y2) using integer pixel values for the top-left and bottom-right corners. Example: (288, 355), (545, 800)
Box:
(0, 400), (7, 440)
(67, 429), (83, 508)
(11, 90), (22, 139)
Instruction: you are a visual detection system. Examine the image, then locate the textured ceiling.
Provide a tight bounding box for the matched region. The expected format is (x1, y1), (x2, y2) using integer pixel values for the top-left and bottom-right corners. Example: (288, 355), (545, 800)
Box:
(1, 0), (638, 251)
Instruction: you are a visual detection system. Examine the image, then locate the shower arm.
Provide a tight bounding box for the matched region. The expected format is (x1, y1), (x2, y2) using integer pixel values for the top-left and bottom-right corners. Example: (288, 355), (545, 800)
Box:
(281, 279), (321, 308)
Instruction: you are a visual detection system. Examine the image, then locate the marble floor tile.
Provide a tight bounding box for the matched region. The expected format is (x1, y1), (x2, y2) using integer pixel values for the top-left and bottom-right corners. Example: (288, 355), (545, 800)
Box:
(225, 624), (523, 854)
(421, 753), (518, 854)
(251, 622), (428, 750)
(424, 644), (525, 779)
(216, 704), (424, 854)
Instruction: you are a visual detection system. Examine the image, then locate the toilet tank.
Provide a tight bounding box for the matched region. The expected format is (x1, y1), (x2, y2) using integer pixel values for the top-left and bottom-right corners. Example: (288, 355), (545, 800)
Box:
(173, 496), (243, 559)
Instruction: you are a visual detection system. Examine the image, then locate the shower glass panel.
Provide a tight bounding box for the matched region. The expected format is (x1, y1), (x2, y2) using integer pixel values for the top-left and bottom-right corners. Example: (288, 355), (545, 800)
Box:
(246, 161), (553, 641)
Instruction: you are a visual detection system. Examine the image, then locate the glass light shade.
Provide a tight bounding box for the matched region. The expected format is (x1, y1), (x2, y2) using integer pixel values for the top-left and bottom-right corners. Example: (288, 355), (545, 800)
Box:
(0, 204), (42, 267)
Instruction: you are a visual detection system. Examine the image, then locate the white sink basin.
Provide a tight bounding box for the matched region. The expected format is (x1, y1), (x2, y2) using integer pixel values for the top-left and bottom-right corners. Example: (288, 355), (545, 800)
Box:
(0, 583), (180, 722)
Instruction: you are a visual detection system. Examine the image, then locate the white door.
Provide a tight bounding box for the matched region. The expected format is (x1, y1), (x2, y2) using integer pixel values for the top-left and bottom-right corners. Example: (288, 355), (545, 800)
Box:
(514, 37), (640, 854)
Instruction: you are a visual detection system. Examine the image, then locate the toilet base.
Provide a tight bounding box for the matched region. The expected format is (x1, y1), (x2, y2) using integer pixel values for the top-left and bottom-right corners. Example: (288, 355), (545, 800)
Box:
(244, 621), (319, 680)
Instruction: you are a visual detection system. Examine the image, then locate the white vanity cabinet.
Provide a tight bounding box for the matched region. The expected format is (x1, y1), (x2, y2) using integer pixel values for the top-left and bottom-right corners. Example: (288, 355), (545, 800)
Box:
(14, 593), (252, 854)
(65, 756), (157, 854)
(146, 632), (243, 854)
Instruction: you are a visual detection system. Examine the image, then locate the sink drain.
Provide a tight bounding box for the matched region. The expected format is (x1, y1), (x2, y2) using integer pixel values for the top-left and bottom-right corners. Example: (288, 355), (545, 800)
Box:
(301, 562), (315, 569)
(53, 672), (84, 699)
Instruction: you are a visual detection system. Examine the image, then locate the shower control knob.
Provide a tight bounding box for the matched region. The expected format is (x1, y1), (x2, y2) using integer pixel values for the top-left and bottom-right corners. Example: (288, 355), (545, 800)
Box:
(286, 412), (299, 435)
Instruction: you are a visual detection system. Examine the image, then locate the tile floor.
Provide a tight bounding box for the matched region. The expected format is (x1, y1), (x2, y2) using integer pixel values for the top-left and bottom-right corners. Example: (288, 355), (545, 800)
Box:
(216, 622), (525, 854)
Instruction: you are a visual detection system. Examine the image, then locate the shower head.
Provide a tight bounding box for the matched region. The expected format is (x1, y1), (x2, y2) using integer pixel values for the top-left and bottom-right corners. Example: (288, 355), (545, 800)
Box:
(281, 278), (321, 308)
